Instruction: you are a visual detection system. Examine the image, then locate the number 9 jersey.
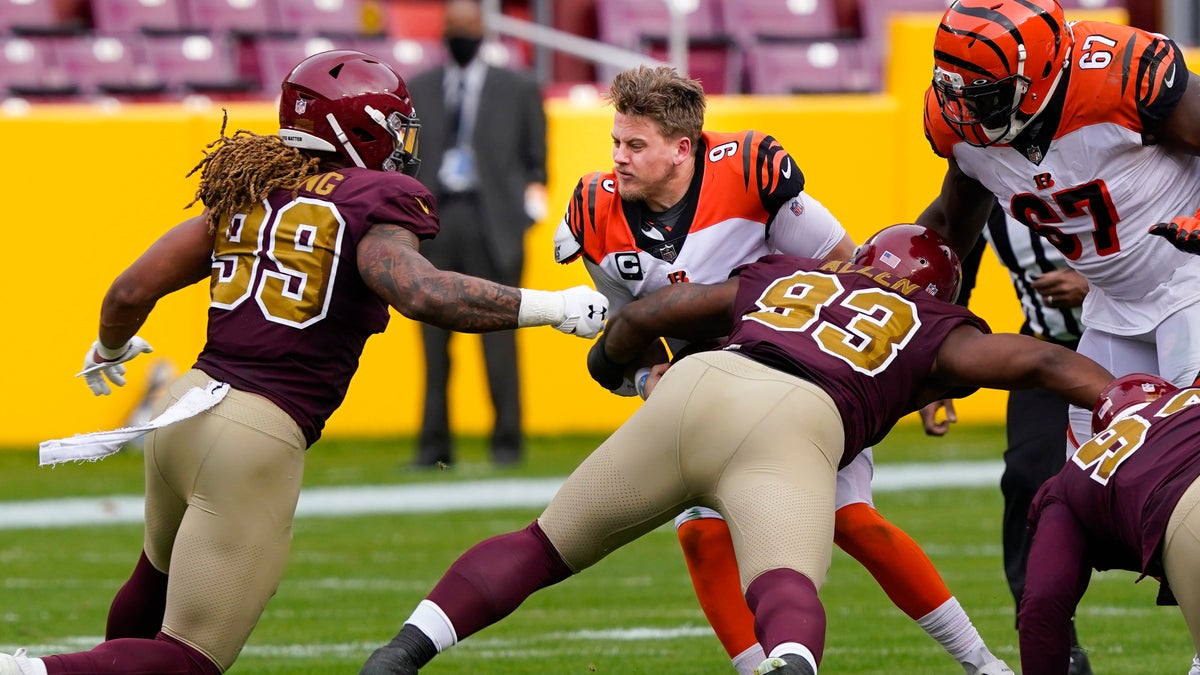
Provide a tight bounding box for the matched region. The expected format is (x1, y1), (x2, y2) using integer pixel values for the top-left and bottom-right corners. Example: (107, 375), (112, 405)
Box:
(553, 130), (848, 333)
(924, 20), (1200, 336)
(196, 167), (440, 446)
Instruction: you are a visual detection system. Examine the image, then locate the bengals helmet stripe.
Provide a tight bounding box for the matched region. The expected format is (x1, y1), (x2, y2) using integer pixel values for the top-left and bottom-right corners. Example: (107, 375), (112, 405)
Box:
(932, 0), (1071, 147)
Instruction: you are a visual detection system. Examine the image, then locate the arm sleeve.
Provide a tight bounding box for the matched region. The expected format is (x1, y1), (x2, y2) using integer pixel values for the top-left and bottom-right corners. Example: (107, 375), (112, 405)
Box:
(766, 191), (848, 258)
(1018, 499), (1092, 674)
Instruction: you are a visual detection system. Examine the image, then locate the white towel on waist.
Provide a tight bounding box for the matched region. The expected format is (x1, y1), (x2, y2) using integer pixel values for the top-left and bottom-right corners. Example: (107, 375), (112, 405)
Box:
(39, 381), (230, 467)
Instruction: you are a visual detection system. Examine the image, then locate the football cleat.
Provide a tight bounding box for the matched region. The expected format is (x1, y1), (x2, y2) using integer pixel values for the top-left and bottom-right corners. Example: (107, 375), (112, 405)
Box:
(972, 659), (1015, 675)
(0, 649), (39, 675)
(1068, 645), (1093, 675)
(754, 654), (815, 675)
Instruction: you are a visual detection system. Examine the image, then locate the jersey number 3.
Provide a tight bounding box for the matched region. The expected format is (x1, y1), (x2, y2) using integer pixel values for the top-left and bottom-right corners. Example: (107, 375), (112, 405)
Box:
(745, 270), (920, 375)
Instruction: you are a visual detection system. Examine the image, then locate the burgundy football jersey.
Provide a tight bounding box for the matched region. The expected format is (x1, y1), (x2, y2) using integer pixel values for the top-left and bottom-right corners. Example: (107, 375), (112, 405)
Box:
(195, 168), (439, 445)
(723, 254), (989, 464)
(1019, 387), (1200, 671)
(1030, 387), (1200, 577)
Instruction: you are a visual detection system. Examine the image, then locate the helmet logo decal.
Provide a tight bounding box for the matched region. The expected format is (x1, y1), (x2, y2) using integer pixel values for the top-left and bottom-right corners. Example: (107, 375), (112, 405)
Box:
(878, 250), (901, 268)
(295, 98), (307, 115)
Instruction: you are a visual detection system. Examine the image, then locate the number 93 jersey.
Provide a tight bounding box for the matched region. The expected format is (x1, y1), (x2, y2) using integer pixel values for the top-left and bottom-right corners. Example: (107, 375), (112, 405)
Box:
(924, 21), (1200, 336)
(195, 167), (440, 446)
(553, 130), (847, 318)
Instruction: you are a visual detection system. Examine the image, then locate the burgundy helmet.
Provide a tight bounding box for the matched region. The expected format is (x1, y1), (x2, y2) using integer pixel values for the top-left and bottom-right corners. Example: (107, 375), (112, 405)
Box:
(278, 50), (421, 175)
(852, 224), (962, 302)
(1091, 373), (1177, 434)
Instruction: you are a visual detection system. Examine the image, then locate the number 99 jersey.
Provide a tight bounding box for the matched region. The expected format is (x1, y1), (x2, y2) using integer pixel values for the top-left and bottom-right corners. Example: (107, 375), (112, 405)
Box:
(924, 20), (1200, 336)
(195, 167), (440, 446)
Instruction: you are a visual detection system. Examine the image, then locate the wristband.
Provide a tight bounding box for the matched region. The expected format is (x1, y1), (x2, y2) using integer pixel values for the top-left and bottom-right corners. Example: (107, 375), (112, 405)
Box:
(94, 339), (129, 360)
(517, 289), (566, 328)
(634, 367), (652, 400)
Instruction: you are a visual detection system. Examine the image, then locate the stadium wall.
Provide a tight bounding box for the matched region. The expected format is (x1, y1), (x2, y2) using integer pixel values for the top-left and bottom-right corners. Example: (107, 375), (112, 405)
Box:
(4, 13), (1125, 447)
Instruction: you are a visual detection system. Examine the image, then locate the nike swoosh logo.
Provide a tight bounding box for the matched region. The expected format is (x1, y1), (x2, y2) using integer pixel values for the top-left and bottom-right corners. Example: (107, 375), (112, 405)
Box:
(781, 158), (792, 179)
(1165, 64), (1177, 88)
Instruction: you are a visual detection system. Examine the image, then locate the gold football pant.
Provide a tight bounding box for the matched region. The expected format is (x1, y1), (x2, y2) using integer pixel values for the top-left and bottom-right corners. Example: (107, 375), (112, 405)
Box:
(540, 350), (846, 590)
(1164, 476), (1200, 657)
(142, 369), (306, 671)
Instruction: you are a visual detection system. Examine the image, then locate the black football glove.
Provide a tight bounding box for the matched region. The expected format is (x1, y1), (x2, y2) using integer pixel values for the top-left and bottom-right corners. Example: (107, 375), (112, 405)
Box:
(1149, 208), (1200, 254)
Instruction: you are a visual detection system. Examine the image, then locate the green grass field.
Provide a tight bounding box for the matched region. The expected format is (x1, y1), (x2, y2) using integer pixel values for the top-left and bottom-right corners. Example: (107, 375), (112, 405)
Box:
(0, 423), (1192, 673)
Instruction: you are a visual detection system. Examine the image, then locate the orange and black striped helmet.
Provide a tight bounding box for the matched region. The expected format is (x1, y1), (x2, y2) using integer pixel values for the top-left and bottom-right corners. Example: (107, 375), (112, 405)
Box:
(932, 0), (1072, 147)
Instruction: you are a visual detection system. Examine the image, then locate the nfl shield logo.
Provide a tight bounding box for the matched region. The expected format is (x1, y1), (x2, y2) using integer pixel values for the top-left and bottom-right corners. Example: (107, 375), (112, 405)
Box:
(659, 243), (677, 262)
(295, 99), (308, 115)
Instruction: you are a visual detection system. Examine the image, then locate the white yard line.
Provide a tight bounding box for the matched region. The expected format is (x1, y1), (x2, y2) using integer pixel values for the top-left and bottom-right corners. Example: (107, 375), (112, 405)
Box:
(0, 460), (1002, 531)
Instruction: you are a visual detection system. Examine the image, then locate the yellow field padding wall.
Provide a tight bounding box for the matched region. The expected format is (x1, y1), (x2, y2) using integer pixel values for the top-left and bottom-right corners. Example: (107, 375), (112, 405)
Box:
(0, 9), (1128, 448)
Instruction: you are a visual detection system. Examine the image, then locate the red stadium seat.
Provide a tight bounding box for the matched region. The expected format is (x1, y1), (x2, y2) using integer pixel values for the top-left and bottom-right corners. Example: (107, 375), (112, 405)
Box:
(90, 0), (188, 34)
(0, 35), (76, 98)
(183, 0), (281, 35)
(596, 0), (724, 49)
(52, 33), (167, 98)
(718, 0), (843, 50)
(0, 0), (70, 33)
(745, 38), (879, 94)
(141, 32), (258, 96)
(274, 0), (365, 37)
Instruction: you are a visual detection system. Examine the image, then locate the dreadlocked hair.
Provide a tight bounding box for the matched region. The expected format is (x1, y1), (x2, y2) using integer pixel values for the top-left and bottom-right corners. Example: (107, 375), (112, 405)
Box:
(187, 111), (323, 234)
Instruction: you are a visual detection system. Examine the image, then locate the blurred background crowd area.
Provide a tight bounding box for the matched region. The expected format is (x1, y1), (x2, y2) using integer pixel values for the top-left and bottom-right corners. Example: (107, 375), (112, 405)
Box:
(0, 0), (1174, 105)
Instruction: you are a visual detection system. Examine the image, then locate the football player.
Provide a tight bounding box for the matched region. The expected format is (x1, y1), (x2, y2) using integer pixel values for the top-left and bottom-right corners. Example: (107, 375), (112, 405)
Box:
(0, 51), (607, 675)
(358, 224), (1114, 675)
(1020, 374), (1200, 675)
(553, 65), (1010, 674)
(921, 0), (1200, 452)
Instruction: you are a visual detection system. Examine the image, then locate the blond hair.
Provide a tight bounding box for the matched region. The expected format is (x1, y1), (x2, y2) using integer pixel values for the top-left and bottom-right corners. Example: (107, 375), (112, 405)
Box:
(186, 113), (323, 234)
(606, 66), (706, 145)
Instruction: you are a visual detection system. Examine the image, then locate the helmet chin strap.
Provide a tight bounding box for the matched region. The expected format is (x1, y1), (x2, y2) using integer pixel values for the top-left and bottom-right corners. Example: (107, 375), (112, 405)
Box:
(326, 113), (368, 169)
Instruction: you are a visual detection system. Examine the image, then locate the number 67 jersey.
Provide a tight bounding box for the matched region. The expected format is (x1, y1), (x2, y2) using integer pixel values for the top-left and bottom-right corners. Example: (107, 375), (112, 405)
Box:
(924, 20), (1200, 336)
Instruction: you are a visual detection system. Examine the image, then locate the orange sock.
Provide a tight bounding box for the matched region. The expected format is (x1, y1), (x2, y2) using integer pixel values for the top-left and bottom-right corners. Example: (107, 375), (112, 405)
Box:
(834, 503), (951, 619)
(677, 516), (759, 659)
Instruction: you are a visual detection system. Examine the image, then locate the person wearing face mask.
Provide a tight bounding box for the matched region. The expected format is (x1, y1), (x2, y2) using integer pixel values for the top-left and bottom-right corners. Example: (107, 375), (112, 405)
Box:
(405, 0), (548, 469)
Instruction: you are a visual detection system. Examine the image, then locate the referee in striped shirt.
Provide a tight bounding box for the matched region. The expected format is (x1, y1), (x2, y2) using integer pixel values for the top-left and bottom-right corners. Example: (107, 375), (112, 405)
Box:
(923, 202), (1093, 674)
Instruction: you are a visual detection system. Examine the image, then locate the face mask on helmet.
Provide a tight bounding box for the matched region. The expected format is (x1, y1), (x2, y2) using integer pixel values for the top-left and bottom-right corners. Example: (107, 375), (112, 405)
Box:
(1090, 373), (1177, 435)
(932, 0), (1071, 147)
(852, 224), (962, 303)
(278, 50), (423, 176)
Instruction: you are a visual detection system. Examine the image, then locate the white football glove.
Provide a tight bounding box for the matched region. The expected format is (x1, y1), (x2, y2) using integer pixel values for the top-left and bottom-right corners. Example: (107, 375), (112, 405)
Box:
(555, 285), (609, 339)
(78, 337), (154, 396)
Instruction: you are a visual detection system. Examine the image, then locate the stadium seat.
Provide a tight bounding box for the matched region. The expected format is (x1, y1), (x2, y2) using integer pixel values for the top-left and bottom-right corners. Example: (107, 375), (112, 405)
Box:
(645, 38), (737, 94)
(859, 0), (951, 50)
(745, 38), (879, 94)
(52, 33), (167, 97)
(141, 32), (258, 96)
(0, 0), (70, 33)
(717, 0), (844, 50)
(0, 35), (76, 98)
(274, 0), (366, 37)
(1056, 0), (1126, 8)
(90, 0), (188, 34)
(250, 34), (360, 94)
(596, 0), (725, 50)
(369, 37), (444, 79)
(183, 0), (283, 36)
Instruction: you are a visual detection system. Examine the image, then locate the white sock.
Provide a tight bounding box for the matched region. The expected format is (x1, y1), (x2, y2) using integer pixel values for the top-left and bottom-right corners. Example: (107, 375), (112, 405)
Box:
(916, 597), (995, 672)
(405, 599), (458, 652)
(732, 643), (766, 675)
(768, 643), (818, 674)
